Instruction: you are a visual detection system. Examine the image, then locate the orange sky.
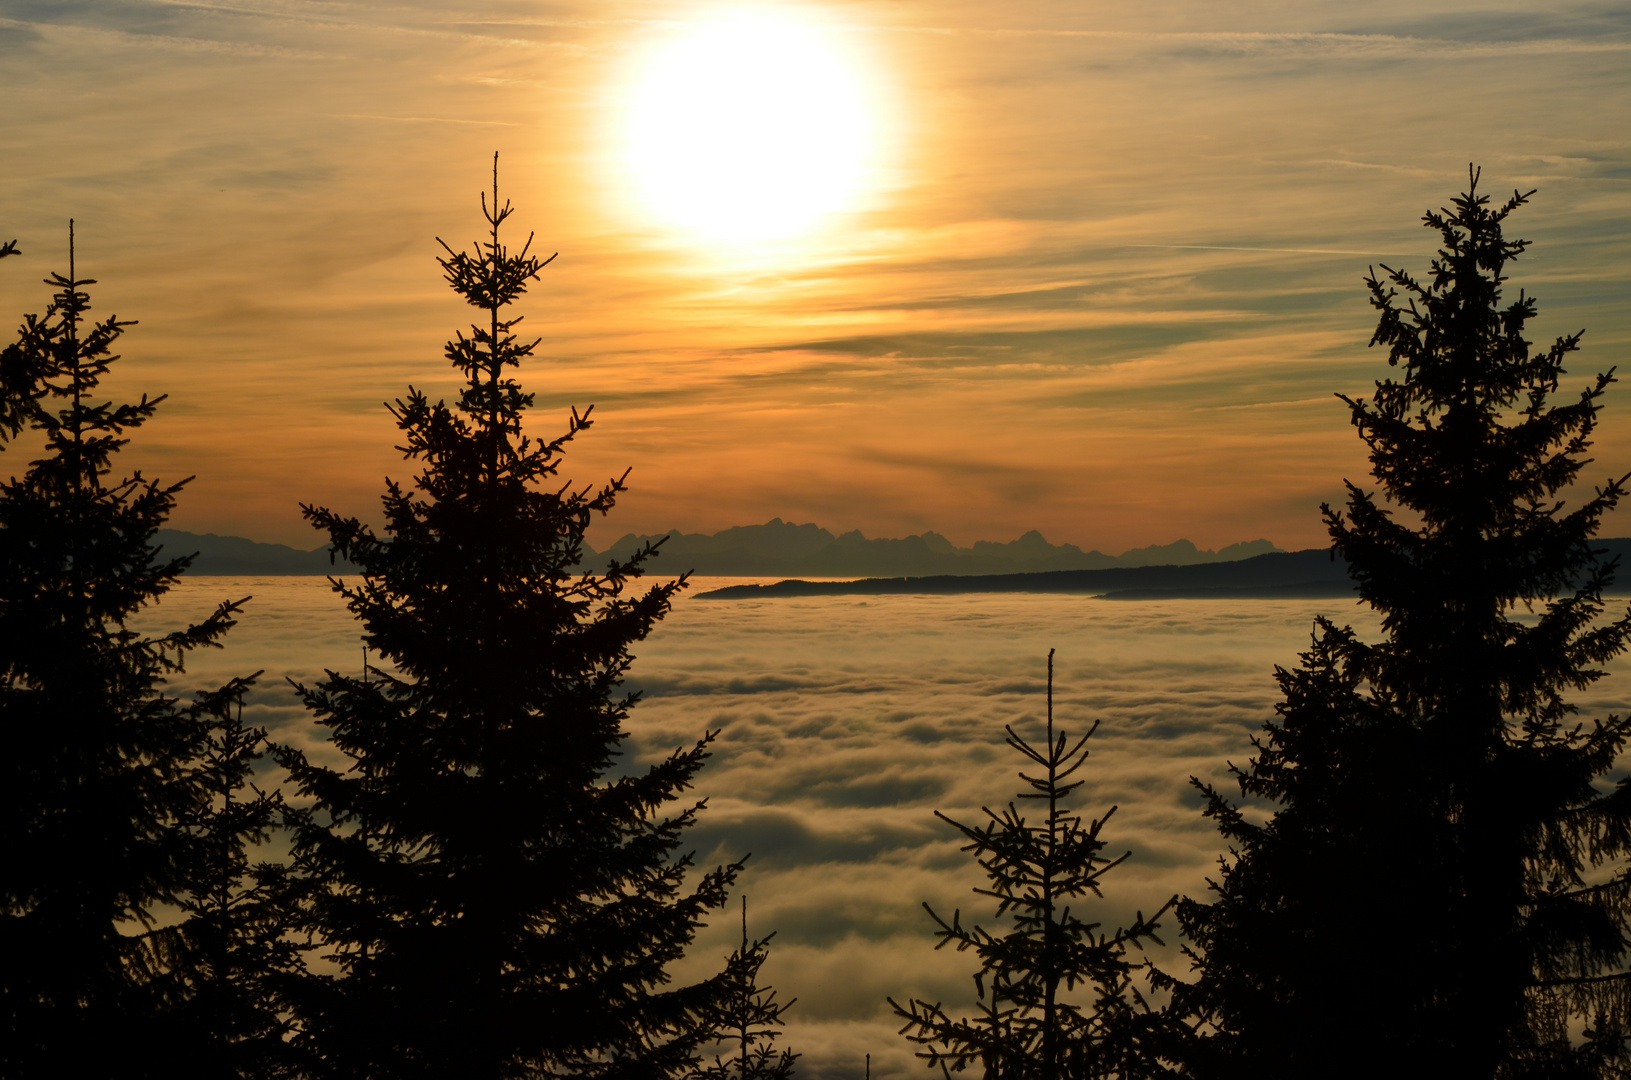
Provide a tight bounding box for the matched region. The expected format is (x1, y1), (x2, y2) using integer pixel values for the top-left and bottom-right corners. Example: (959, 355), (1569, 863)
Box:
(2, 1), (1629, 551)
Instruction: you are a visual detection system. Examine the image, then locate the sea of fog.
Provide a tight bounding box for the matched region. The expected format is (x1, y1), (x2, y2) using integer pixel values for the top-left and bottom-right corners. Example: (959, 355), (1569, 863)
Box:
(148, 577), (1631, 1079)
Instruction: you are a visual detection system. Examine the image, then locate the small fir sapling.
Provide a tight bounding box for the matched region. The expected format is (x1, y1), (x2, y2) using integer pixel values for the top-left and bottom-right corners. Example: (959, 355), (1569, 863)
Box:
(691, 898), (799, 1080)
(891, 650), (1175, 1080)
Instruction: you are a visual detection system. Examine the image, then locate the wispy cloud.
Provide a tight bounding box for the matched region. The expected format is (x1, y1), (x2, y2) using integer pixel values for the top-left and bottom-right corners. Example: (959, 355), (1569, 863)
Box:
(316, 112), (518, 126)
(0, 0), (1626, 555)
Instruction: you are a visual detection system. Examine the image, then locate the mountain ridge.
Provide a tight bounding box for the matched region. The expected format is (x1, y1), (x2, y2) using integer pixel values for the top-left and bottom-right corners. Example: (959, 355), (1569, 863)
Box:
(154, 520), (1282, 577)
(698, 538), (1631, 600)
(595, 518), (1282, 578)
(152, 526), (1631, 597)
(153, 529), (359, 576)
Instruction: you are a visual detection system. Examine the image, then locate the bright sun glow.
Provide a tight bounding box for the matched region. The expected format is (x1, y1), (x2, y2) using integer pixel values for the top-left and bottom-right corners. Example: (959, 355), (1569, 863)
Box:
(624, 15), (877, 242)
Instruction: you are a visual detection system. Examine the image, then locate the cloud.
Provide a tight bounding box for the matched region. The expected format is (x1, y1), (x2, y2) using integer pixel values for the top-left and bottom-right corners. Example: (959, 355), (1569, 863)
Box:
(5, 0), (1628, 558)
(38, 0), (1630, 1058)
(152, 576), (1631, 1076)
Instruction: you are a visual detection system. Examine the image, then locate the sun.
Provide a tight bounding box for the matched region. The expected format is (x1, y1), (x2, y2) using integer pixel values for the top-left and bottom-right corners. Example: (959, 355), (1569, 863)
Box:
(623, 14), (878, 242)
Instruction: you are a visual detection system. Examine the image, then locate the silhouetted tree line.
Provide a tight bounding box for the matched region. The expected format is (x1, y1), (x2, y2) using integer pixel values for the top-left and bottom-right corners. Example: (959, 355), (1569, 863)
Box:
(886, 171), (1631, 1080)
(0, 169), (789, 1080)
(3, 168), (1628, 1078)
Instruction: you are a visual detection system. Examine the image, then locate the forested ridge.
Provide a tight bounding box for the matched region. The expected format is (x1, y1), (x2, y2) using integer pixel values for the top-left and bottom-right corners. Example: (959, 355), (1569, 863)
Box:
(3, 168), (1629, 1078)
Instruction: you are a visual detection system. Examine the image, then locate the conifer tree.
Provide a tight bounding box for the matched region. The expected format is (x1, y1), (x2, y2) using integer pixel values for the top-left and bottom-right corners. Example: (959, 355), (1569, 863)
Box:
(165, 676), (310, 1078)
(891, 651), (1174, 1079)
(0, 226), (250, 1076)
(1171, 170), (1631, 1078)
(691, 898), (799, 1080)
(1, 237), (32, 432)
(278, 156), (743, 1079)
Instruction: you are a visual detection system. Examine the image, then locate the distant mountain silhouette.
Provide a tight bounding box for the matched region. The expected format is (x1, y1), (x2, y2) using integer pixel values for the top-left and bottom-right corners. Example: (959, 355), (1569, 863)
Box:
(155, 530), (358, 575)
(161, 521), (1277, 577)
(592, 519), (1282, 577)
(158, 524), (1631, 591)
(699, 537), (1631, 599)
(700, 549), (1351, 599)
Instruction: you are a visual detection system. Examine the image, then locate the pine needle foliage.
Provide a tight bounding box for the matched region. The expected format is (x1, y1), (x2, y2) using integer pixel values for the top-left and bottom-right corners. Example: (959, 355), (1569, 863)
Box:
(891, 651), (1175, 1080)
(1172, 169), (1631, 1079)
(278, 156), (741, 1080)
(690, 898), (799, 1080)
(0, 225), (249, 1076)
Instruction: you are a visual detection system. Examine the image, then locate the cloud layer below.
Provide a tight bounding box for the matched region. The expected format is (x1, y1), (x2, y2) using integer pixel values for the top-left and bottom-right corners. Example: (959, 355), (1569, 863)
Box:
(156, 575), (1631, 1077)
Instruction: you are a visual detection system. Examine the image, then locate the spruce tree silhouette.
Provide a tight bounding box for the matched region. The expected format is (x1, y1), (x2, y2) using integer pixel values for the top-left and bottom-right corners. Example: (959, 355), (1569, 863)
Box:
(1169, 169), (1631, 1079)
(891, 651), (1175, 1079)
(0, 225), (254, 1077)
(165, 676), (310, 1079)
(690, 898), (798, 1080)
(0, 237), (31, 435)
(277, 156), (743, 1079)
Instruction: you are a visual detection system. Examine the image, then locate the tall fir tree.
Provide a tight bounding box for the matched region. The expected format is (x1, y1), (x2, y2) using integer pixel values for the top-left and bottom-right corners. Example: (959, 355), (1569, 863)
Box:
(0, 226), (253, 1076)
(1171, 170), (1631, 1078)
(891, 651), (1174, 1080)
(278, 157), (743, 1079)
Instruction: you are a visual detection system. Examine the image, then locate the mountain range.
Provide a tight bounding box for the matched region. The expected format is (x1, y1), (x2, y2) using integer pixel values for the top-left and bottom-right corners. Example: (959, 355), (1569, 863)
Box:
(152, 525), (1631, 601)
(700, 538), (1631, 601)
(594, 519), (1282, 577)
(153, 530), (359, 576)
(156, 520), (1279, 577)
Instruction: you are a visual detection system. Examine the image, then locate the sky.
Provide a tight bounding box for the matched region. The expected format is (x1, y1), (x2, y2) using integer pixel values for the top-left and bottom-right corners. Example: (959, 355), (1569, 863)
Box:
(2, 0), (1630, 552)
